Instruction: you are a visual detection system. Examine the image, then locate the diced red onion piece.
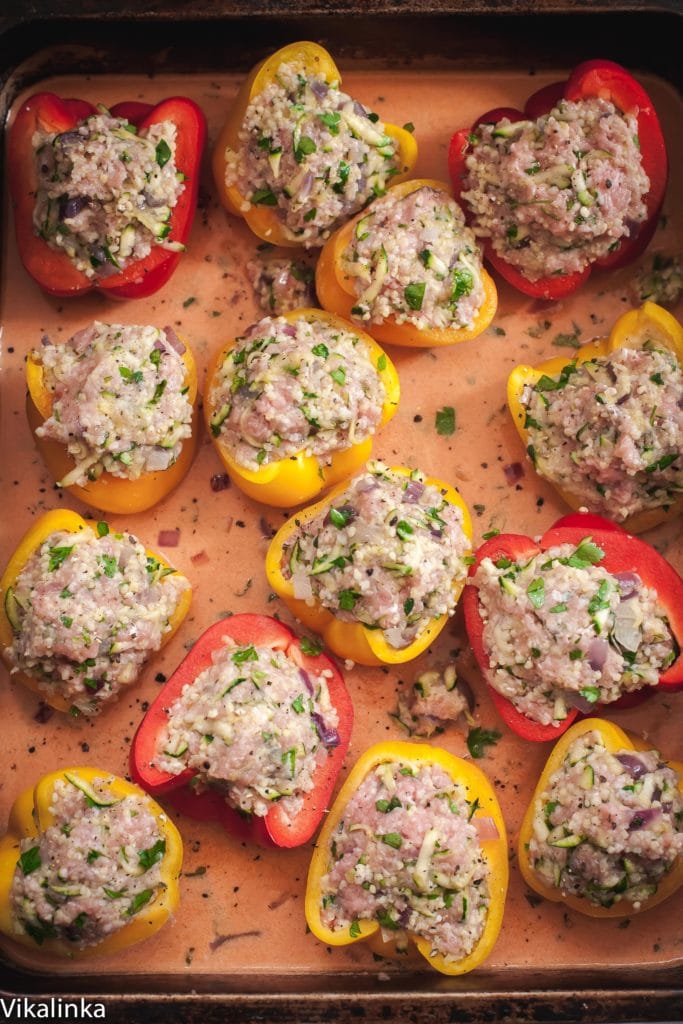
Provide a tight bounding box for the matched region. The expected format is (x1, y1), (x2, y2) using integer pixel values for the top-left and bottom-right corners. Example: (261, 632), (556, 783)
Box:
(41, 335), (53, 347)
(282, 324), (297, 337)
(503, 462), (524, 484)
(587, 638), (609, 671)
(210, 473), (231, 492)
(157, 529), (180, 547)
(628, 807), (660, 831)
(299, 668), (314, 694)
(614, 572), (641, 599)
(616, 753), (648, 779)
(403, 480), (425, 503)
(163, 326), (186, 355)
(311, 712), (340, 748)
(474, 815), (500, 841)
(62, 195), (88, 219)
(310, 79), (329, 100)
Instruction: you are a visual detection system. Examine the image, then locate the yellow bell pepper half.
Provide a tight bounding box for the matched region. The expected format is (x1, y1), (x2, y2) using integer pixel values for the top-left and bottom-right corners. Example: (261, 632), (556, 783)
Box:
(316, 178), (498, 348)
(212, 41), (418, 247)
(305, 741), (508, 976)
(204, 307), (400, 508)
(0, 509), (192, 713)
(518, 717), (683, 918)
(0, 766), (182, 959)
(507, 301), (683, 533)
(26, 340), (199, 516)
(265, 466), (472, 665)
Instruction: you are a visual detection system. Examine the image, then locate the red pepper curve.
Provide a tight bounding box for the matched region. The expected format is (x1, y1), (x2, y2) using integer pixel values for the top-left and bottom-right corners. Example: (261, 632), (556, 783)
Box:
(130, 614), (353, 848)
(463, 512), (683, 742)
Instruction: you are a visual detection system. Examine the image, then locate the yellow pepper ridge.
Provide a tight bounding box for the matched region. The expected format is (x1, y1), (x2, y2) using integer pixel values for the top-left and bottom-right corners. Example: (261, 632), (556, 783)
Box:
(265, 466), (472, 666)
(507, 301), (683, 533)
(0, 766), (182, 959)
(517, 717), (683, 918)
(0, 509), (192, 712)
(305, 741), (508, 975)
(26, 338), (199, 516)
(212, 41), (418, 247)
(204, 308), (400, 509)
(316, 178), (497, 348)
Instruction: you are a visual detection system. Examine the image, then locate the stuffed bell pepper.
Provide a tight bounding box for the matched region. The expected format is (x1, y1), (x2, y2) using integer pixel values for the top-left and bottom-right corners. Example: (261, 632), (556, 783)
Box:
(0, 767), (182, 958)
(130, 614), (353, 848)
(9, 92), (206, 298)
(266, 461), (473, 666)
(204, 308), (399, 508)
(463, 512), (683, 742)
(305, 741), (508, 976)
(508, 301), (683, 533)
(316, 178), (497, 348)
(212, 41), (417, 248)
(0, 510), (191, 717)
(448, 60), (667, 299)
(27, 321), (199, 515)
(519, 718), (683, 917)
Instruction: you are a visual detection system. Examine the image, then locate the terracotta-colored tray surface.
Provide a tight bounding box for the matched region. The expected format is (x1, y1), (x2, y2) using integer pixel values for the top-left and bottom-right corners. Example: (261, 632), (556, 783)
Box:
(0, 65), (681, 989)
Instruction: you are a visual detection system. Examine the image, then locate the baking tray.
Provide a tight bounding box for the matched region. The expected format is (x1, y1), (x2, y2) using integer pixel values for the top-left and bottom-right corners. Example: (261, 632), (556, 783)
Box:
(0, 4), (682, 1022)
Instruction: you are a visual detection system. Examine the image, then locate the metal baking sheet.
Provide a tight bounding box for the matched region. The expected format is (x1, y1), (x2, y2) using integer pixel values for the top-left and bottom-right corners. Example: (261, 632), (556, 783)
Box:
(0, 6), (681, 1021)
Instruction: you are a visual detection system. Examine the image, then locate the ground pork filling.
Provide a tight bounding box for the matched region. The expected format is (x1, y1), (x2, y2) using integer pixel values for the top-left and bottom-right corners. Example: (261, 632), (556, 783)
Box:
(5, 527), (188, 716)
(35, 321), (193, 486)
(33, 110), (184, 279)
(472, 539), (675, 726)
(319, 760), (490, 963)
(341, 186), (486, 330)
(523, 347), (683, 521)
(282, 462), (470, 649)
(209, 315), (386, 469)
(11, 775), (166, 948)
(528, 730), (683, 908)
(155, 640), (340, 821)
(462, 97), (649, 281)
(246, 252), (317, 315)
(224, 61), (400, 247)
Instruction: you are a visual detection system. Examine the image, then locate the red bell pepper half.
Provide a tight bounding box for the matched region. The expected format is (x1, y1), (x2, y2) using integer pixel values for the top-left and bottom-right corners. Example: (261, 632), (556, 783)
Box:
(8, 92), (206, 299)
(448, 60), (668, 299)
(130, 613), (353, 848)
(463, 512), (683, 742)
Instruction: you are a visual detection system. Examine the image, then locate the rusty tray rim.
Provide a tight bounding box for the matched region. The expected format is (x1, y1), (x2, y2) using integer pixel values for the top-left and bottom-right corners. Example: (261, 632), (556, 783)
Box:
(1, 3), (682, 1020)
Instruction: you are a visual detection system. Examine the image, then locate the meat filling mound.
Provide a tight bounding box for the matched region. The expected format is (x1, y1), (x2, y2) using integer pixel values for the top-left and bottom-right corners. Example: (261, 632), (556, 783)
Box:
(12, 775), (166, 948)
(528, 730), (683, 908)
(35, 321), (193, 486)
(472, 538), (675, 726)
(462, 98), (649, 281)
(5, 527), (188, 716)
(209, 315), (386, 470)
(281, 462), (471, 649)
(33, 110), (184, 278)
(224, 62), (401, 247)
(156, 640), (339, 822)
(342, 185), (485, 330)
(320, 759), (490, 964)
(523, 348), (682, 521)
